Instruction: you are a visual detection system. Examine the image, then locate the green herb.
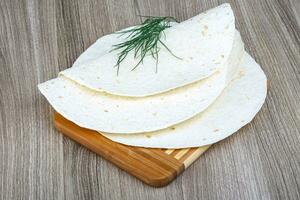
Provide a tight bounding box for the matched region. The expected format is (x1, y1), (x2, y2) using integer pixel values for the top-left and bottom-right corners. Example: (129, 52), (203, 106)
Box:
(110, 16), (181, 75)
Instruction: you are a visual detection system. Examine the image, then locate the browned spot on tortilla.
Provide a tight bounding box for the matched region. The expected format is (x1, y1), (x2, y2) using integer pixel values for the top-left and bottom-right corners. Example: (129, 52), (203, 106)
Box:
(170, 127), (176, 130)
(145, 135), (152, 138)
(241, 120), (245, 123)
(221, 54), (225, 58)
(203, 25), (208, 30)
(104, 109), (109, 112)
(213, 129), (219, 132)
(237, 69), (245, 79)
(215, 70), (221, 74)
(58, 96), (63, 99)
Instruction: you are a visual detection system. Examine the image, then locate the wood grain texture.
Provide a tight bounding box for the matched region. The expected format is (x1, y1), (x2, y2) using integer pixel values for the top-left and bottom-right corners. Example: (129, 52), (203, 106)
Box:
(0, 0), (299, 199)
(54, 112), (185, 187)
(53, 113), (210, 187)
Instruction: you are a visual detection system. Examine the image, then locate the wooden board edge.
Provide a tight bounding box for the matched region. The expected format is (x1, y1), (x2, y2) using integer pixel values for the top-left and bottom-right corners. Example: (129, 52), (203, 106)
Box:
(53, 113), (185, 187)
(183, 145), (210, 168)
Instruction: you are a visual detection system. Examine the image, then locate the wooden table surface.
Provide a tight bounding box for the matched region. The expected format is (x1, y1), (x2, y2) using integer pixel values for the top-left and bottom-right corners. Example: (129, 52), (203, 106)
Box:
(1, 0), (299, 199)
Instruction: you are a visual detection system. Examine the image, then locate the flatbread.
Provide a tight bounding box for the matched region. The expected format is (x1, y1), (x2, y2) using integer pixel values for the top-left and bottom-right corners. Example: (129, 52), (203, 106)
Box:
(60, 3), (235, 97)
(38, 32), (243, 134)
(101, 53), (267, 148)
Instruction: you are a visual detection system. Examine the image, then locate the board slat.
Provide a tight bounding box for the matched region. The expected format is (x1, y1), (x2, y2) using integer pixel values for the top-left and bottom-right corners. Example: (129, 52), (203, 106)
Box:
(53, 112), (210, 187)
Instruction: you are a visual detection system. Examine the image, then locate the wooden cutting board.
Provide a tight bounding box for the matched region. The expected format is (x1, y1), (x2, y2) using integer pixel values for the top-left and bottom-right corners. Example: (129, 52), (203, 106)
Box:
(54, 112), (210, 187)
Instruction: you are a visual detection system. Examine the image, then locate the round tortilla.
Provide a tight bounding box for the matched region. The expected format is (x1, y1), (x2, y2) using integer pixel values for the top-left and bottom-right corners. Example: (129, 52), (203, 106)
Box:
(38, 33), (243, 134)
(101, 53), (267, 148)
(60, 4), (235, 97)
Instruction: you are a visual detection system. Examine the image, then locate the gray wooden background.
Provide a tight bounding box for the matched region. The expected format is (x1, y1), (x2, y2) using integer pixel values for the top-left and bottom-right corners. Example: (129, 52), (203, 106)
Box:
(0, 0), (299, 199)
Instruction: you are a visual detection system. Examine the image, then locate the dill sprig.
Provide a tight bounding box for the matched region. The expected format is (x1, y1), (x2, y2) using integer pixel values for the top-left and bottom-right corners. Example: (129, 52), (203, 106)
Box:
(111, 16), (181, 75)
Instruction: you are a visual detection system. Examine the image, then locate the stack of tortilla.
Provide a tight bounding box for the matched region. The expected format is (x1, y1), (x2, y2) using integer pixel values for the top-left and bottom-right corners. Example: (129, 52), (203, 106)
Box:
(38, 4), (267, 149)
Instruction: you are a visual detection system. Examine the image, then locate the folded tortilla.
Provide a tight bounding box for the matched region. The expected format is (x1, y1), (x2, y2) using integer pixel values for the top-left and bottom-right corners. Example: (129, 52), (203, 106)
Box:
(59, 4), (235, 97)
(38, 3), (267, 149)
(101, 53), (267, 148)
(38, 32), (243, 134)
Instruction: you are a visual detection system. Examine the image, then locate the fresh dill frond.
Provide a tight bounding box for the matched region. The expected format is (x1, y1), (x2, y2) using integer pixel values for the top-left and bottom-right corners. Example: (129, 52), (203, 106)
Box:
(110, 16), (181, 75)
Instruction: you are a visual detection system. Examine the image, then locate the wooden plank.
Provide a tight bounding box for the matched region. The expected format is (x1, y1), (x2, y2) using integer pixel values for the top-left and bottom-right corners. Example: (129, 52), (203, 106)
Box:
(54, 112), (208, 187)
(0, 0), (300, 199)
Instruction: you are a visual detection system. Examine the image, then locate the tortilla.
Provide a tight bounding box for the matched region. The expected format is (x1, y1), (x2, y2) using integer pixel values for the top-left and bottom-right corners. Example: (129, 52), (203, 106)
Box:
(101, 53), (267, 148)
(38, 32), (243, 134)
(60, 3), (235, 97)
